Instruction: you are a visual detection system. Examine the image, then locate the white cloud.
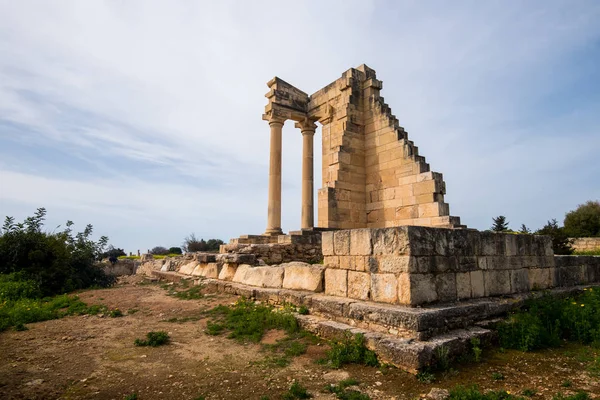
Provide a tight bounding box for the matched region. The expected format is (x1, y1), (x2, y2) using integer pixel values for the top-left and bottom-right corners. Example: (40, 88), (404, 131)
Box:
(1, 0), (599, 251)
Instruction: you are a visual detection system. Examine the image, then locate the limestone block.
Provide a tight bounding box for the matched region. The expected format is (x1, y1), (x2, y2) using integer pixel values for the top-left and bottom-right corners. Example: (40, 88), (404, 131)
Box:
(178, 261), (198, 275)
(435, 273), (457, 302)
(456, 272), (471, 300)
(325, 268), (348, 297)
(528, 268), (551, 290)
(282, 262), (324, 292)
(347, 271), (371, 300)
(322, 231), (334, 256)
(510, 269), (529, 293)
(232, 265), (284, 288)
(323, 256), (339, 267)
(218, 263), (239, 281)
(504, 235), (518, 256)
(334, 230), (351, 255)
(350, 229), (373, 255)
(339, 256), (353, 270)
(190, 264), (206, 276)
(372, 227), (409, 255)
(470, 270), (485, 298)
(479, 232), (505, 256)
(203, 263), (222, 278)
(378, 255), (414, 274)
(398, 273), (437, 305)
(371, 273), (398, 304)
(483, 270), (511, 296)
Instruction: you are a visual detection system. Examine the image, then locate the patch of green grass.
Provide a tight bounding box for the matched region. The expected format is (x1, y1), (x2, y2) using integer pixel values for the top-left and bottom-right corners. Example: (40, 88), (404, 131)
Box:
(326, 378), (370, 400)
(561, 380), (572, 388)
(0, 293), (105, 332)
(552, 392), (589, 400)
(127, 308), (139, 315)
(522, 389), (536, 397)
(491, 372), (505, 381)
(588, 355), (600, 377)
(282, 381), (312, 399)
(573, 250), (600, 256)
(319, 333), (379, 369)
(449, 385), (521, 400)
(416, 370), (435, 383)
(124, 393), (138, 400)
(173, 285), (204, 300)
(298, 305), (309, 315)
(204, 298), (300, 343)
(109, 308), (123, 318)
(497, 287), (600, 351)
(471, 337), (483, 362)
(134, 331), (170, 347)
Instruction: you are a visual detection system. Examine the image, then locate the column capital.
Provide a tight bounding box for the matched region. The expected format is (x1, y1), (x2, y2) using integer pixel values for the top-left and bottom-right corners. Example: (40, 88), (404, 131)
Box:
(262, 113), (286, 127)
(295, 118), (317, 133)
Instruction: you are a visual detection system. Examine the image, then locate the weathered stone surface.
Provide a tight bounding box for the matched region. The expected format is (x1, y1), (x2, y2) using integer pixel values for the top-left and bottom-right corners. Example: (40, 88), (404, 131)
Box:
(528, 268), (551, 290)
(347, 271), (370, 300)
(372, 228), (409, 255)
(470, 270), (485, 298)
(282, 262), (324, 292)
(484, 270), (511, 296)
(322, 231), (334, 256)
(435, 273), (457, 302)
(218, 263), (238, 281)
(377, 255), (413, 274)
(510, 268), (529, 293)
(232, 265), (284, 288)
(371, 273), (398, 304)
(350, 229), (373, 255)
(178, 261), (198, 275)
(456, 272), (471, 300)
(216, 253), (256, 265)
(334, 230), (351, 255)
(325, 268), (348, 297)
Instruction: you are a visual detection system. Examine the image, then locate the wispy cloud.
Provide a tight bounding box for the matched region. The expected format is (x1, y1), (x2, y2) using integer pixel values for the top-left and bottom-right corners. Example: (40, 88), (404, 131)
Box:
(1, 0), (599, 251)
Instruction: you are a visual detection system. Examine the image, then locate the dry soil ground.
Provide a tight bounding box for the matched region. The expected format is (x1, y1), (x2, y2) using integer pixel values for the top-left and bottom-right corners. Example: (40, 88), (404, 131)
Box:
(0, 276), (599, 400)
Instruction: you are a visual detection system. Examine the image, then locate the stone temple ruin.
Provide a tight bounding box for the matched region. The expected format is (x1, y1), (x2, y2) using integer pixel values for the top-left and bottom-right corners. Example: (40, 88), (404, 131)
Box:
(136, 65), (600, 373)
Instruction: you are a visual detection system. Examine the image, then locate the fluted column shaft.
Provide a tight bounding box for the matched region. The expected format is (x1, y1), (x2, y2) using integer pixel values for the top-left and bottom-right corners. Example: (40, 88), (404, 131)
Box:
(265, 119), (284, 235)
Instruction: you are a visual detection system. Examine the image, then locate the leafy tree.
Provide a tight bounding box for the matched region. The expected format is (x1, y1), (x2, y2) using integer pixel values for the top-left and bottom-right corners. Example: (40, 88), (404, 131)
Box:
(168, 247), (182, 255)
(536, 219), (573, 255)
(150, 246), (169, 255)
(519, 224), (531, 234)
(101, 245), (126, 259)
(0, 208), (115, 297)
(491, 216), (510, 232)
(183, 233), (224, 252)
(564, 200), (600, 237)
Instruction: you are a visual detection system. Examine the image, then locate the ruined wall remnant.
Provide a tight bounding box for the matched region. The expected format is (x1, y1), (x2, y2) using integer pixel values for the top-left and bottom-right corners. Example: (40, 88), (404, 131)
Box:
(263, 64), (463, 233)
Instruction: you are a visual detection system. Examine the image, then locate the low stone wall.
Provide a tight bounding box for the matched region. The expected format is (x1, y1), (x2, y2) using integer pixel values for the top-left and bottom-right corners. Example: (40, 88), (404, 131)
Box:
(100, 259), (139, 276)
(572, 237), (600, 253)
(322, 227), (561, 306)
(221, 233), (322, 264)
(554, 255), (600, 286)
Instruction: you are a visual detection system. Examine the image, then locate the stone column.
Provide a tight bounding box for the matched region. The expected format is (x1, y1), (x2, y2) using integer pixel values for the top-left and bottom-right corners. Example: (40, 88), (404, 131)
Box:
(265, 117), (285, 235)
(296, 120), (317, 230)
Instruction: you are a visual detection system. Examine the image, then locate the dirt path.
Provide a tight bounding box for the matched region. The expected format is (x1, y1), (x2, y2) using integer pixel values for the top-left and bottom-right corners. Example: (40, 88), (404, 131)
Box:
(0, 277), (598, 400)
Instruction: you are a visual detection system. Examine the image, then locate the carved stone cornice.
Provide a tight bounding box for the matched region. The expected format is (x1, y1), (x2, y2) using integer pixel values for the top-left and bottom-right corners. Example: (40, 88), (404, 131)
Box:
(295, 118), (317, 134)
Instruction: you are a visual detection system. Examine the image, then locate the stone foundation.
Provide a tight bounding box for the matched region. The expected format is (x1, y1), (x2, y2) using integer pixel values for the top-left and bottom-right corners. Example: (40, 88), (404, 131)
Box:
(571, 237), (600, 253)
(322, 226), (562, 306)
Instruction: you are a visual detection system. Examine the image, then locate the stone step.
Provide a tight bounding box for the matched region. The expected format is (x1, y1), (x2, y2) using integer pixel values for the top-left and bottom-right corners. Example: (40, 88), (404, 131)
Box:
(296, 313), (494, 374)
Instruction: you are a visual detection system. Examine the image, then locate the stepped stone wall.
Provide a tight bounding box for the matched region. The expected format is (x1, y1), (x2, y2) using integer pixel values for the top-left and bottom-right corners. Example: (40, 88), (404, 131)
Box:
(571, 237), (600, 253)
(265, 64), (462, 230)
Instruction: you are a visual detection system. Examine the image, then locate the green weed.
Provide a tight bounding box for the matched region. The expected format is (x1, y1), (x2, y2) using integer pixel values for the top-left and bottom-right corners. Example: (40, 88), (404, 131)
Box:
(134, 331), (170, 347)
(204, 298), (300, 342)
(326, 378), (370, 400)
(416, 370), (435, 383)
(282, 381), (312, 399)
(471, 337), (483, 362)
(319, 333), (379, 369)
(522, 389), (536, 397)
(124, 393), (138, 400)
(491, 372), (505, 381)
(449, 385), (520, 400)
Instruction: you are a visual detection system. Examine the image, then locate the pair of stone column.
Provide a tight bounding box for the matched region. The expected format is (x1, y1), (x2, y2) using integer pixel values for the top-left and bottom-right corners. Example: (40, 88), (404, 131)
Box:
(265, 117), (317, 235)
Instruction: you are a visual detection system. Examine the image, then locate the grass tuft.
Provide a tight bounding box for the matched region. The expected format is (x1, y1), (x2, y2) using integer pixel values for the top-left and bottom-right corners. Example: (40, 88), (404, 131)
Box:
(134, 331), (170, 347)
(319, 332), (379, 369)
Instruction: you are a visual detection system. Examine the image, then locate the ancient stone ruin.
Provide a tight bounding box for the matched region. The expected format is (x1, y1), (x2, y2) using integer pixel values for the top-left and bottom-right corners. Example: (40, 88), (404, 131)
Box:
(135, 65), (600, 373)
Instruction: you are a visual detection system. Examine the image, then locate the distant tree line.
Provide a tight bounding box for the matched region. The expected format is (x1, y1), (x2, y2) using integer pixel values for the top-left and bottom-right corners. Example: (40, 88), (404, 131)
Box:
(490, 199), (600, 255)
(147, 234), (224, 255)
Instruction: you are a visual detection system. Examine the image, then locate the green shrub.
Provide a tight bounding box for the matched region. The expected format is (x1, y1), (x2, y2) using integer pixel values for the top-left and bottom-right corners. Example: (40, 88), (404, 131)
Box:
(471, 337), (482, 362)
(448, 385), (521, 400)
(497, 288), (600, 351)
(0, 208), (116, 297)
(134, 331), (170, 347)
(522, 389), (536, 397)
(282, 381), (312, 399)
(319, 333), (379, 369)
(564, 201), (600, 238)
(416, 370), (435, 383)
(205, 298), (300, 342)
(326, 378), (370, 400)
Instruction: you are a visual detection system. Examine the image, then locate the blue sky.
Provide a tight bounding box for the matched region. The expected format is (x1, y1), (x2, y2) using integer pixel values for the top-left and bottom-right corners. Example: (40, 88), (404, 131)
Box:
(1, 0), (599, 253)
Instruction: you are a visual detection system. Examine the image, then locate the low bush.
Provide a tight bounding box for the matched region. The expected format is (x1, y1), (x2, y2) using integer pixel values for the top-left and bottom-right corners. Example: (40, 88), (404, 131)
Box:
(205, 298), (300, 342)
(282, 381), (312, 400)
(134, 331), (170, 347)
(319, 332), (379, 369)
(326, 378), (370, 400)
(497, 287), (600, 351)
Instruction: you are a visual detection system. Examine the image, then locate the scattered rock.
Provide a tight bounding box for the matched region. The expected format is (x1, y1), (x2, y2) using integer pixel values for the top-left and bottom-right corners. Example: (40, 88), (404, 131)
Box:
(24, 379), (44, 386)
(426, 388), (450, 400)
(323, 370), (350, 382)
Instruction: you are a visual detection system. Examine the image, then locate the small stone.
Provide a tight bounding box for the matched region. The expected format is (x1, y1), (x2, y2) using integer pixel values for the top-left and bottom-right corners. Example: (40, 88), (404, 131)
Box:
(426, 388), (450, 400)
(25, 379), (44, 386)
(323, 371), (350, 381)
(375, 381), (382, 386)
